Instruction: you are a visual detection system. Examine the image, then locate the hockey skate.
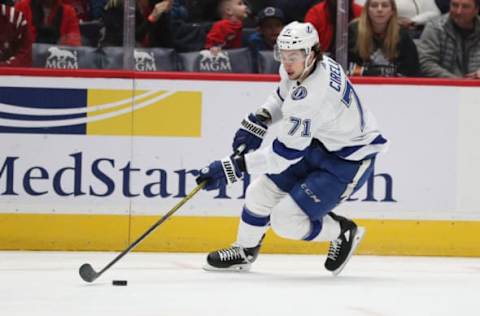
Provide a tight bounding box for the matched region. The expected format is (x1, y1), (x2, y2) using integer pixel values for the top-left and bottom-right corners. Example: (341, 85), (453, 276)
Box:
(324, 212), (365, 276)
(203, 244), (261, 272)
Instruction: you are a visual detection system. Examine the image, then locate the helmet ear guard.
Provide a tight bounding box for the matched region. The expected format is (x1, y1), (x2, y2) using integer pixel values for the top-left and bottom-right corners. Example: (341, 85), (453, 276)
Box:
(305, 51), (316, 66)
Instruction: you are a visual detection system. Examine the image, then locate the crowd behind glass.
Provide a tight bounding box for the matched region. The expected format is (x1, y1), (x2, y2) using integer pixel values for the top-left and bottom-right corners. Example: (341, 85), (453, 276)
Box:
(0, 0), (479, 78)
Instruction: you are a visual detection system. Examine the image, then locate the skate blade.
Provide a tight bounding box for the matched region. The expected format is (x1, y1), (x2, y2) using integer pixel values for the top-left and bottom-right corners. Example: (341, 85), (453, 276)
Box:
(202, 262), (252, 272)
(331, 227), (366, 277)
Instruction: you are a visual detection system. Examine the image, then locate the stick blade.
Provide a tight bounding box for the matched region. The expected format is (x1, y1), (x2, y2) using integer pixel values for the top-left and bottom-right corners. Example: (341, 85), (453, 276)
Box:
(79, 263), (98, 283)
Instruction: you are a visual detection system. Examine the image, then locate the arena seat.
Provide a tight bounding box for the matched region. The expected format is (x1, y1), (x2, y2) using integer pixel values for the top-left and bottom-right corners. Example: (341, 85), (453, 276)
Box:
(177, 47), (255, 73)
(257, 50), (280, 74)
(100, 47), (177, 71)
(32, 44), (100, 69)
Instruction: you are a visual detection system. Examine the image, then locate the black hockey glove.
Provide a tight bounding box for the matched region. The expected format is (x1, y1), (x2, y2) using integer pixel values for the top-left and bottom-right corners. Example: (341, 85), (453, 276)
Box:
(196, 153), (246, 191)
(232, 111), (270, 154)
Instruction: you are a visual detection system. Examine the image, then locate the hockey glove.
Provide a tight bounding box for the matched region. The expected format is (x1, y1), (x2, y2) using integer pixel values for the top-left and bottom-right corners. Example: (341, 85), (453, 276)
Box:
(232, 112), (269, 153)
(196, 154), (246, 191)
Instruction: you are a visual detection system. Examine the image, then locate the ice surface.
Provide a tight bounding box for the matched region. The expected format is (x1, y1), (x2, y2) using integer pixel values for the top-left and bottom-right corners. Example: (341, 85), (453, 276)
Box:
(1, 251), (479, 316)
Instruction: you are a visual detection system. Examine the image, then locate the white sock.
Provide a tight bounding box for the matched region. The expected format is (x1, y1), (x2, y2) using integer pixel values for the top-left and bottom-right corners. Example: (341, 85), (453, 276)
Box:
(235, 219), (269, 248)
(312, 214), (341, 242)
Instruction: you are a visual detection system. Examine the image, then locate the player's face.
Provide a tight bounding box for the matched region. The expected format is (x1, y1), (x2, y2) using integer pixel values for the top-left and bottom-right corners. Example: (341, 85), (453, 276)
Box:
(277, 50), (307, 80)
(368, 0), (394, 31)
(259, 19), (284, 47)
(230, 0), (249, 20)
(450, 0), (478, 29)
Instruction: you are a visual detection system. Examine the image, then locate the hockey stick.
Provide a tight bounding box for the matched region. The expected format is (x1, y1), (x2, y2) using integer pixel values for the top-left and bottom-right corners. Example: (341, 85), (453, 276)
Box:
(79, 181), (206, 283)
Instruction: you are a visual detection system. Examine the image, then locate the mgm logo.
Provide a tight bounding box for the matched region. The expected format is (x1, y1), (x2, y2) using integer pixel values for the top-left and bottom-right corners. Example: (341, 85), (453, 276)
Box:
(134, 50), (156, 71)
(199, 50), (232, 72)
(45, 47), (79, 69)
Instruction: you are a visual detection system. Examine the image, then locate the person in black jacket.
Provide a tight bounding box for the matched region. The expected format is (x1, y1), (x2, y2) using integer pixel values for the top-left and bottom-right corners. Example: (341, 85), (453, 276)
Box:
(100, 0), (148, 46)
(347, 0), (420, 77)
(100, 0), (174, 48)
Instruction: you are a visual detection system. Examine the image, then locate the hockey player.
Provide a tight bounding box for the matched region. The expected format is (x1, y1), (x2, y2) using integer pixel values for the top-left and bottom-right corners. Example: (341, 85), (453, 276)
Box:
(196, 21), (388, 276)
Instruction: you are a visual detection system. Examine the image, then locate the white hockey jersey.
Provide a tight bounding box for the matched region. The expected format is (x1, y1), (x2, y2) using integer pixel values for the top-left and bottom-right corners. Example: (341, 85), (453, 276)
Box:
(245, 56), (388, 175)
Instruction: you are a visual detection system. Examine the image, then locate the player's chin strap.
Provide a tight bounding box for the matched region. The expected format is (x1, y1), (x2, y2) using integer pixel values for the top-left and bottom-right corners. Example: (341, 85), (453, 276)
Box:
(299, 52), (317, 82)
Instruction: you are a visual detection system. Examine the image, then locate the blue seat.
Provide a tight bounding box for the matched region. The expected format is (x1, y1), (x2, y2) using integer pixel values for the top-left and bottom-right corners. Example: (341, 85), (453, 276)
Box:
(257, 50), (280, 74)
(100, 47), (177, 71)
(32, 44), (100, 69)
(177, 47), (255, 73)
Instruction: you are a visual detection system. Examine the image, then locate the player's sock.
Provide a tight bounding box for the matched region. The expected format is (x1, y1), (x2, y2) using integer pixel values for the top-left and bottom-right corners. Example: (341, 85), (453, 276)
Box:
(324, 212), (365, 276)
(236, 207), (270, 248)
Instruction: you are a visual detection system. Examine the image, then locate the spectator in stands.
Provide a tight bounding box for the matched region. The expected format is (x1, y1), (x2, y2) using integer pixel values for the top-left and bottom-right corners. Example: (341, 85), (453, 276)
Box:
(90, 0), (107, 20)
(100, 0), (145, 46)
(348, 0), (420, 76)
(204, 0), (249, 52)
(245, 0), (319, 24)
(0, 2), (32, 67)
(63, 0), (91, 22)
(144, 0), (175, 47)
(100, 0), (174, 48)
(186, 0), (220, 22)
(395, 0), (441, 38)
(305, 0), (363, 58)
(417, 0), (480, 78)
(15, 0), (81, 46)
(248, 6), (285, 54)
(170, 0), (189, 21)
(101, 0), (210, 51)
(435, 0), (451, 13)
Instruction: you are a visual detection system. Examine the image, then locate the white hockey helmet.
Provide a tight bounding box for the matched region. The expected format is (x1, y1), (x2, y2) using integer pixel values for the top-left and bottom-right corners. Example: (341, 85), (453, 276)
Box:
(276, 21), (319, 56)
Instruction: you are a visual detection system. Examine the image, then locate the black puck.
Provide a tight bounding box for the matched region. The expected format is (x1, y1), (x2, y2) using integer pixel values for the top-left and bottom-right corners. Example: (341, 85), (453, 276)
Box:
(112, 280), (128, 286)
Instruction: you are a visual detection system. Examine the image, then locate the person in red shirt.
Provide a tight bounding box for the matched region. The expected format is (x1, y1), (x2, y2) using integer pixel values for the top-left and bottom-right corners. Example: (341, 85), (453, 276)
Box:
(0, 3), (32, 67)
(304, 0), (362, 58)
(204, 0), (249, 51)
(62, 0), (91, 22)
(15, 0), (81, 46)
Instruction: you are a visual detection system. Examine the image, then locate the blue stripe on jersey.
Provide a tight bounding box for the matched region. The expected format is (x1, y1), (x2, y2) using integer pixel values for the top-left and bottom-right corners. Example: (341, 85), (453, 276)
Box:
(334, 134), (387, 158)
(241, 207), (270, 227)
(303, 220), (322, 241)
(276, 87), (284, 101)
(273, 139), (307, 160)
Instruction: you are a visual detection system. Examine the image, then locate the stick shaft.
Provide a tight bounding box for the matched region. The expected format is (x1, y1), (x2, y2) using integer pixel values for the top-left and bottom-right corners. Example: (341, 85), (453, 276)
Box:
(95, 181), (206, 278)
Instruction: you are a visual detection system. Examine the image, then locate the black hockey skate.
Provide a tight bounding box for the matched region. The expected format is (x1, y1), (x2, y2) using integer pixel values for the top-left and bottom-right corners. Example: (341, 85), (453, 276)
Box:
(324, 212), (365, 276)
(203, 244), (261, 272)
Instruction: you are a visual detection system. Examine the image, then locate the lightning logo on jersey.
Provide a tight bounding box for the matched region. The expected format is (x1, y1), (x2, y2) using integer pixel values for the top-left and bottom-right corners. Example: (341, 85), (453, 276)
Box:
(291, 86), (308, 100)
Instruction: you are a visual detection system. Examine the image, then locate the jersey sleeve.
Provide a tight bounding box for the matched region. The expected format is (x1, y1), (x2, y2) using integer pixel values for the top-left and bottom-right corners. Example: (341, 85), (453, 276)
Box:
(257, 65), (289, 124)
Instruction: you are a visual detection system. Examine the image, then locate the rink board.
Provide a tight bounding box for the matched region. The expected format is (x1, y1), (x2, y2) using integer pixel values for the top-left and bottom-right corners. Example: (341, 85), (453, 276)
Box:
(0, 213), (479, 256)
(1, 71), (480, 256)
